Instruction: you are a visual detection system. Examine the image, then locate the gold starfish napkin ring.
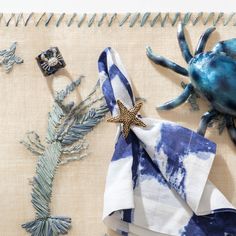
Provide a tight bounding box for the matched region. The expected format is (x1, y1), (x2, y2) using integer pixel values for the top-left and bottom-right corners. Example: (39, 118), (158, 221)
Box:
(107, 100), (146, 138)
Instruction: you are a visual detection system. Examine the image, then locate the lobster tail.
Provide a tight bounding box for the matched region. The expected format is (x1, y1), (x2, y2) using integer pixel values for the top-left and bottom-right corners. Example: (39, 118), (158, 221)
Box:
(22, 216), (72, 236)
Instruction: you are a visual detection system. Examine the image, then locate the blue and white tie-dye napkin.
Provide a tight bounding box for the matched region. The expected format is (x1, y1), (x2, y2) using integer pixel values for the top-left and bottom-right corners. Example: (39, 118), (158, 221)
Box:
(98, 47), (236, 236)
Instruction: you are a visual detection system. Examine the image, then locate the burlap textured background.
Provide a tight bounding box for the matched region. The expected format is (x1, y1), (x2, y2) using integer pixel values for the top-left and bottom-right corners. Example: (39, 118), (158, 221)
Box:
(0, 13), (235, 236)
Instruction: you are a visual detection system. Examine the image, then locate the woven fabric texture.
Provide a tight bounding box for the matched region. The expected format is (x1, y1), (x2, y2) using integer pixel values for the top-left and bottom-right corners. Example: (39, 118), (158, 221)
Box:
(0, 13), (235, 236)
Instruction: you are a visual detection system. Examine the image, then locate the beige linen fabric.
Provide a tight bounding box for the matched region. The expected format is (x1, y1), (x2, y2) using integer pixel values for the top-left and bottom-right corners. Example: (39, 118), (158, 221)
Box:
(0, 13), (235, 236)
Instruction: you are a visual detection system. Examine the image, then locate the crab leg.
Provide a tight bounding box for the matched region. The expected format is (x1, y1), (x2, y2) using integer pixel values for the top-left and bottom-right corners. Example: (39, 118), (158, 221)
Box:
(177, 23), (193, 63)
(146, 46), (189, 76)
(195, 27), (216, 55)
(197, 110), (219, 136)
(226, 116), (236, 145)
(157, 84), (193, 110)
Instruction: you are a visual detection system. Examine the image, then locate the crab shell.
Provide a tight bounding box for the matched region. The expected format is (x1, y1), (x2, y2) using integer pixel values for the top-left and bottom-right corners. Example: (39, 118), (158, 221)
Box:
(48, 57), (59, 67)
(189, 51), (236, 116)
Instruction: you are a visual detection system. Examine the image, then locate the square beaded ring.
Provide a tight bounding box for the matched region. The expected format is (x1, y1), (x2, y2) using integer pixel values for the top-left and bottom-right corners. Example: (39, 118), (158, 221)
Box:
(36, 47), (66, 76)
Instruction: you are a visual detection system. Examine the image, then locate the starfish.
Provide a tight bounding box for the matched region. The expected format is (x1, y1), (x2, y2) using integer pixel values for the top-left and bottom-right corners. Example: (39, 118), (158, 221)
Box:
(0, 42), (23, 73)
(107, 100), (146, 138)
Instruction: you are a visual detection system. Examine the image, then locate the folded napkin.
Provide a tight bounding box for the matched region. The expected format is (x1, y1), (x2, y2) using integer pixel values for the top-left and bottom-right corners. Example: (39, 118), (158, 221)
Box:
(98, 47), (236, 236)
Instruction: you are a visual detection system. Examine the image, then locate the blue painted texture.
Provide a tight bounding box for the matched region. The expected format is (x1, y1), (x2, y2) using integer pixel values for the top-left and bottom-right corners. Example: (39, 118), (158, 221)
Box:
(181, 209), (236, 236)
(156, 123), (216, 200)
(189, 52), (236, 116)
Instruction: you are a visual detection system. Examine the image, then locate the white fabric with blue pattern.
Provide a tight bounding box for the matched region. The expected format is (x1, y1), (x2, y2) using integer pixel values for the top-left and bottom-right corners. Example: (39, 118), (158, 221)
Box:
(98, 47), (236, 236)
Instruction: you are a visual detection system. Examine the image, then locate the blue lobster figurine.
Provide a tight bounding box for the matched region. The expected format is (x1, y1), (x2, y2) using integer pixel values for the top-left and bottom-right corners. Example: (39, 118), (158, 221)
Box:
(146, 23), (236, 145)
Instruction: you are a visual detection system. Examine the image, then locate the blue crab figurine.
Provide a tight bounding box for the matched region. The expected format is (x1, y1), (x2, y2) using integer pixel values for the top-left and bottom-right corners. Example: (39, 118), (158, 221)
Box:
(146, 23), (236, 145)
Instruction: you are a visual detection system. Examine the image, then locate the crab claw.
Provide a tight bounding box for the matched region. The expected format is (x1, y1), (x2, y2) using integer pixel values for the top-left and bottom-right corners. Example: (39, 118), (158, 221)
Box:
(40, 53), (48, 62)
